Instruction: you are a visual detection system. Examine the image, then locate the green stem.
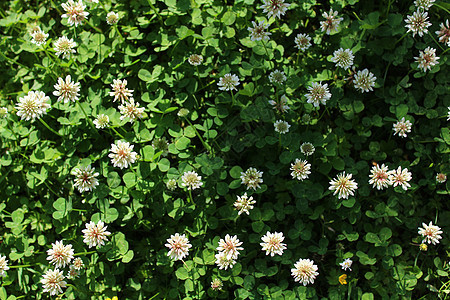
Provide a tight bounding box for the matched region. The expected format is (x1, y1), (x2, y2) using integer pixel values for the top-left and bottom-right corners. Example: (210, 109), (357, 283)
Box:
(39, 118), (62, 137)
(427, 32), (445, 52)
(74, 251), (96, 256)
(434, 3), (450, 14)
(72, 208), (88, 212)
(110, 126), (125, 139)
(9, 264), (40, 268)
(188, 189), (194, 205)
(196, 65), (202, 88)
(394, 32), (408, 45)
(184, 118), (212, 154)
(347, 279), (352, 300)
(146, 0), (164, 26)
(77, 101), (100, 135)
(261, 40), (273, 68)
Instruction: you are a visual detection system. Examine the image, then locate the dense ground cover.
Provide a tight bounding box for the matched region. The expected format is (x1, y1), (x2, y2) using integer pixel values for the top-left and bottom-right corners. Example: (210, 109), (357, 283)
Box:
(0, 0), (449, 299)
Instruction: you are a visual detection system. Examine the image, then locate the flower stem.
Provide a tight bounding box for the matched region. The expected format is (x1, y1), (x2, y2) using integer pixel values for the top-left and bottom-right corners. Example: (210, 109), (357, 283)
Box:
(74, 251), (96, 256)
(188, 189), (195, 205)
(77, 101), (100, 136)
(110, 126), (125, 139)
(39, 118), (62, 137)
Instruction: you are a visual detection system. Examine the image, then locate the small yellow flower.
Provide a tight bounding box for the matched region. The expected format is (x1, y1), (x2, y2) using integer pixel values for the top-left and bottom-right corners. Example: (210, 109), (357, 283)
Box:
(339, 274), (348, 285)
(105, 297), (118, 300)
(419, 243), (428, 251)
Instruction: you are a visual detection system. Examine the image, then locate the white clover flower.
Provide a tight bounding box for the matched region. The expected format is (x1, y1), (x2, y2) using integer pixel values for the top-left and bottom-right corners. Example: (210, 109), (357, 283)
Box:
(82, 220), (111, 248)
(414, 0), (435, 10)
(110, 79), (134, 103)
(109, 140), (138, 169)
(368, 163), (392, 190)
(290, 159), (311, 181)
(215, 252), (237, 270)
(436, 173), (447, 183)
(41, 269), (67, 296)
(269, 70), (286, 85)
(329, 172), (358, 199)
(152, 137), (170, 157)
(72, 165), (99, 193)
(291, 258), (319, 286)
(248, 21), (271, 41)
(234, 193), (256, 215)
(353, 69), (376, 93)
(61, 0), (89, 27)
(211, 278), (223, 291)
(118, 98), (144, 123)
(217, 73), (240, 91)
(448, 107), (450, 121)
(178, 108), (190, 117)
(294, 33), (311, 51)
(54, 36), (77, 59)
(340, 258), (353, 271)
(415, 47), (439, 72)
(274, 120), (290, 134)
(405, 10), (431, 37)
(331, 48), (354, 70)
(388, 166), (412, 191)
(181, 171), (203, 190)
(217, 234), (244, 260)
(260, 0), (290, 19)
(166, 178), (177, 191)
(47, 241), (74, 268)
(53, 75), (80, 103)
(260, 231), (286, 257)
(16, 91), (51, 122)
(188, 54), (203, 66)
(0, 255), (9, 277)
(165, 233), (192, 261)
(300, 142), (315, 156)
(305, 82), (331, 107)
(393, 117), (412, 138)
(436, 20), (450, 47)
(320, 9), (343, 34)
(31, 28), (49, 46)
(0, 107), (8, 118)
(66, 265), (80, 279)
(240, 167), (263, 190)
(418, 221), (443, 245)
(72, 257), (84, 270)
(93, 114), (110, 129)
(268, 94), (290, 113)
(106, 11), (119, 25)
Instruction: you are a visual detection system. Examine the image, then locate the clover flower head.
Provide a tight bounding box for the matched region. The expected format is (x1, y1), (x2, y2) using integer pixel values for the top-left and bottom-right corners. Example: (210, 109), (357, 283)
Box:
(72, 165), (99, 193)
(340, 258), (353, 271)
(54, 36), (77, 59)
(178, 108), (190, 117)
(240, 167), (263, 190)
(188, 54), (203, 66)
(290, 159), (311, 181)
(16, 91), (51, 122)
(388, 166), (412, 190)
(329, 172), (358, 199)
(248, 21), (271, 41)
(66, 265), (80, 279)
(109, 140), (138, 169)
(41, 269), (66, 295)
(368, 163), (392, 190)
(119, 98), (144, 123)
(110, 79), (134, 103)
(268, 94), (290, 113)
(331, 48), (354, 70)
(393, 117), (412, 138)
(93, 114), (110, 129)
(61, 0), (89, 27)
(414, 47), (439, 72)
(291, 258), (319, 286)
(260, 0), (290, 19)
(405, 10), (431, 37)
(166, 178), (178, 191)
(436, 173), (447, 183)
(165, 233), (192, 261)
(31, 28), (49, 46)
(234, 193), (256, 215)
(82, 220), (111, 248)
(305, 82), (331, 107)
(72, 257), (84, 270)
(211, 278), (223, 291)
(414, 0), (435, 10)
(152, 137), (170, 157)
(0, 255), (9, 277)
(269, 69), (286, 84)
(320, 9), (343, 34)
(217, 73), (240, 91)
(300, 142), (315, 156)
(217, 234), (244, 260)
(260, 231), (286, 256)
(436, 20), (450, 47)
(106, 11), (119, 25)
(215, 252), (237, 270)
(274, 120), (290, 134)
(0, 107), (7, 119)
(418, 221), (442, 245)
(181, 171), (203, 190)
(294, 33), (311, 51)
(53, 75), (80, 103)
(353, 69), (376, 93)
